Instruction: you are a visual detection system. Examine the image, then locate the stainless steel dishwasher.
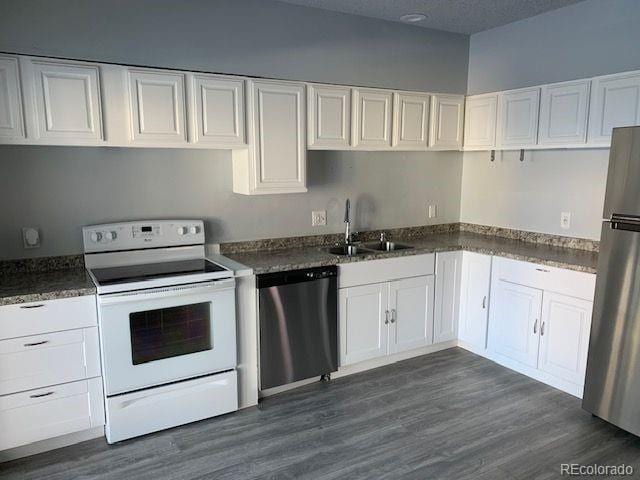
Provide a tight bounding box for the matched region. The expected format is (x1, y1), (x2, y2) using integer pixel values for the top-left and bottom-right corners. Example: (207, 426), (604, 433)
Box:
(257, 266), (338, 390)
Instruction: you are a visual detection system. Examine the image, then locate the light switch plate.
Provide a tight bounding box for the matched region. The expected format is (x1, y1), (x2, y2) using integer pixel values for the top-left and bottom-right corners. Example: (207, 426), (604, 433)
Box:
(312, 210), (327, 226)
(22, 227), (41, 249)
(560, 212), (571, 230)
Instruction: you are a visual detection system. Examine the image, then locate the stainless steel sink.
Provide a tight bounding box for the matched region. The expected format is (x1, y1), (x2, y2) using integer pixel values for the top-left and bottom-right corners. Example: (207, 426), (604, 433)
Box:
(326, 244), (373, 257)
(364, 241), (414, 252)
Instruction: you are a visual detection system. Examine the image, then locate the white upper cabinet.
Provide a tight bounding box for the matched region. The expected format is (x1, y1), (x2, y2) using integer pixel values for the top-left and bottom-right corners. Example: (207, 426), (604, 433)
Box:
(27, 59), (104, 143)
(307, 84), (351, 149)
(463, 93), (497, 150)
(429, 93), (464, 150)
(538, 80), (590, 146)
(434, 251), (461, 343)
(191, 74), (246, 146)
(588, 71), (640, 145)
(0, 55), (25, 140)
(128, 69), (187, 144)
(392, 92), (429, 149)
(352, 88), (393, 148)
(458, 252), (492, 350)
(388, 275), (434, 354)
(497, 87), (540, 148)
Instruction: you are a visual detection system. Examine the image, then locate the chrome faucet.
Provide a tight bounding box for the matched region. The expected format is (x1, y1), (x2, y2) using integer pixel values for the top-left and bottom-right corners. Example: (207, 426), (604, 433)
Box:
(344, 198), (351, 244)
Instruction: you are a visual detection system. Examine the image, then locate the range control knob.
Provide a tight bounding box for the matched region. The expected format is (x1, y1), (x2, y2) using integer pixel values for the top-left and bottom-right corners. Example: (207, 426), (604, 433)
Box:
(189, 226), (198, 235)
(104, 231), (116, 241)
(90, 231), (102, 243)
(177, 226), (188, 235)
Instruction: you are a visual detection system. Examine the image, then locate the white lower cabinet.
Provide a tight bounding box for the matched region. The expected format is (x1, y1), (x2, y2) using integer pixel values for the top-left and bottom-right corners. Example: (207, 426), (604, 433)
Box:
(457, 252), (492, 350)
(389, 276), (435, 354)
(434, 251), (462, 343)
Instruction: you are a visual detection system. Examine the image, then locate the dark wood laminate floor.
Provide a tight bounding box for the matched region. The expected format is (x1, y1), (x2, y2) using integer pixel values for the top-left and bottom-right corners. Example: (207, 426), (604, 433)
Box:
(3, 348), (640, 479)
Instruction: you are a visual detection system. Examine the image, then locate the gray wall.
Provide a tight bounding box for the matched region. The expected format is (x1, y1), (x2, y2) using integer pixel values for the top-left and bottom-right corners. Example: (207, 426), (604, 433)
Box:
(0, 0), (469, 94)
(467, 0), (640, 94)
(0, 147), (462, 259)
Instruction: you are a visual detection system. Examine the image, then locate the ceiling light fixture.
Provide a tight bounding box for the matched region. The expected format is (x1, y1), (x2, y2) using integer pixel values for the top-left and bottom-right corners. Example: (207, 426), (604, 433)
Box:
(399, 13), (426, 23)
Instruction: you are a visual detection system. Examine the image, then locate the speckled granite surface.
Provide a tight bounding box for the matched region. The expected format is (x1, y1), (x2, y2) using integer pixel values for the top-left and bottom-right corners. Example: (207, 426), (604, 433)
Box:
(0, 268), (96, 306)
(225, 231), (599, 275)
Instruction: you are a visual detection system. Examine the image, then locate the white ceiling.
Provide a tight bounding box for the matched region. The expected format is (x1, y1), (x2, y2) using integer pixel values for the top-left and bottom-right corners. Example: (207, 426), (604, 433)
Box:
(276, 0), (586, 34)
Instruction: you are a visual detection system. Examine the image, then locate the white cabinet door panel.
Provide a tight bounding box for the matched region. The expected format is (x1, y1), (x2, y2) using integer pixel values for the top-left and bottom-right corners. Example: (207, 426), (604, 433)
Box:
(497, 88), (540, 148)
(588, 71), (640, 145)
(490, 279), (542, 368)
(429, 94), (464, 150)
(128, 70), (187, 144)
(463, 94), (497, 150)
(0, 55), (24, 140)
(339, 283), (389, 366)
(392, 92), (429, 149)
(434, 251), (462, 343)
(389, 276), (434, 354)
(193, 75), (245, 146)
(30, 60), (103, 142)
(538, 80), (590, 145)
(538, 292), (592, 385)
(353, 88), (392, 148)
(458, 252), (492, 349)
(308, 84), (351, 148)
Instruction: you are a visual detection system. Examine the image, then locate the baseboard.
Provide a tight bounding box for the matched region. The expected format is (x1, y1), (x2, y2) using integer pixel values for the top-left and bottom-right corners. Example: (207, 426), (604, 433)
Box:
(0, 426), (105, 463)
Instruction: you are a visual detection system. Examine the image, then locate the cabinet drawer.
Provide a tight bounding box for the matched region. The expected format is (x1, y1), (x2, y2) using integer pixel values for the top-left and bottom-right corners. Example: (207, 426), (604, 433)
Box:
(492, 257), (595, 301)
(339, 254), (435, 288)
(0, 378), (104, 451)
(0, 295), (97, 340)
(0, 327), (100, 395)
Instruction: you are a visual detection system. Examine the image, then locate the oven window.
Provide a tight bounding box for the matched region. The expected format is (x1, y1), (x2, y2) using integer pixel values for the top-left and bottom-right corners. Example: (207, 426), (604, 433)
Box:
(129, 302), (212, 365)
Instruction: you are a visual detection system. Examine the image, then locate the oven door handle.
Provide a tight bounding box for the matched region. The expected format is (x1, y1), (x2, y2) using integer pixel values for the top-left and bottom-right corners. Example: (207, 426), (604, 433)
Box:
(98, 279), (235, 305)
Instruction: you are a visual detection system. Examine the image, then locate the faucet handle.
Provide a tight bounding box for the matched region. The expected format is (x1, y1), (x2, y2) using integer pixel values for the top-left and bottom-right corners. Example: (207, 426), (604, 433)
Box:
(380, 232), (386, 243)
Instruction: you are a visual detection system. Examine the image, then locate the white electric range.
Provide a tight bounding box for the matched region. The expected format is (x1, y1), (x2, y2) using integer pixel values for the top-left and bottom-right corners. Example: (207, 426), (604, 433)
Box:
(83, 220), (238, 443)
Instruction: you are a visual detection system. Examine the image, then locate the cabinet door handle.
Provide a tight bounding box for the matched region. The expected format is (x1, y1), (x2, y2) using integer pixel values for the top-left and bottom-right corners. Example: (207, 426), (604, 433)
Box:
(384, 310), (390, 325)
(535, 268), (550, 273)
(533, 319), (538, 334)
(541, 321), (545, 336)
(20, 304), (45, 309)
(482, 296), (487, 309)
(30, 391), (54, 398)
(391, 309), (396, 323)
(23, 340), (49, 347)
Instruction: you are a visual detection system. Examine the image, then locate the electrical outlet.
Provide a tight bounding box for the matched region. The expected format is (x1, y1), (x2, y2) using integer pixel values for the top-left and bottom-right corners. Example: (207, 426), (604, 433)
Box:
(22, 227), (41, 249)
(312, 210), (327, 226)
(560, 212), (571, 230)
(428, 205), (438, 219)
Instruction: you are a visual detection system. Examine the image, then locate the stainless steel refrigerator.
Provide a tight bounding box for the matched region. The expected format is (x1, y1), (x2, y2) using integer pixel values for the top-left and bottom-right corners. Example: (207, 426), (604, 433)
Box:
(583, 126), (640, 436)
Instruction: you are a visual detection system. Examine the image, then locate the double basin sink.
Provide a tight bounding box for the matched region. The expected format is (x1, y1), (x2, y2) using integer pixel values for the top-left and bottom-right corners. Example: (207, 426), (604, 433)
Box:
(327, 241), (414, 257)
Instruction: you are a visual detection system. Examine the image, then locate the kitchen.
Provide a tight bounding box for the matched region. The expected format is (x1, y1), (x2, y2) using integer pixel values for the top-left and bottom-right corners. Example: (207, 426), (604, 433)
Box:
(0, 0), (639, 478)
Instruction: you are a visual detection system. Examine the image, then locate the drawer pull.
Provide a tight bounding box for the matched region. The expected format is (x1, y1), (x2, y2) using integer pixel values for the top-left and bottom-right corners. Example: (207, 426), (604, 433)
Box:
(535, 268), (550, 273)
(29, 391), (54, 398)
(23, 340), (49, 347)
(20, 304), (45, 309)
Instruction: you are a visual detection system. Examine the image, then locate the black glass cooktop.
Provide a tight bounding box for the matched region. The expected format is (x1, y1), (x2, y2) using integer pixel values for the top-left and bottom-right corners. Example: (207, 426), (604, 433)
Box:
(91, 259), (227, 286)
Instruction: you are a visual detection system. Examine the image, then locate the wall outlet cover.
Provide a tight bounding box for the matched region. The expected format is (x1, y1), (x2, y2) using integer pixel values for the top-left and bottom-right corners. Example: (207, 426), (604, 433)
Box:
(560, 212), (571, 230)
(22, 227), (41, 248)
(312, 210), (327, 226)
(428, 205), (438, 219)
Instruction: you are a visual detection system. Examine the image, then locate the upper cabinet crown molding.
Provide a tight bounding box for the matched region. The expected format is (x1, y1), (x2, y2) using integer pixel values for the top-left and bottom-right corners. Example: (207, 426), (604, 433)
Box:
(307, 83), (351, 149)
(0, 55), (25, 140)
(392, 92), (430, 150)
(352, 88), (393, 149)
(497, 87), (540, 149)
(463, 93), (497, 150)
(538, 79), (590, 146)
(127, 68), (188, 144)
(429, 93), (464, 150)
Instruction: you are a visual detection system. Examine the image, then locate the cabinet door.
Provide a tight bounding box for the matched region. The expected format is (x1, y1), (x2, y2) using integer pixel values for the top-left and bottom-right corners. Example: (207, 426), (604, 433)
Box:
(463, 94), (497, 150)
(308, 84), (351, 148)
(434, 251), (462, 343)
(538, 80), (590, 146)
(128, 69), (187, 144)
(30, 60), (103, 142)
(388, 276), (434, 354)
(352, 88), (392, 148)
(192, 74), (245, 146)
(458, 252), (492, 349)
(429, 94), (464, 150)
(497, 88), (540, 148)
(392, 92), (429, 149)
(339, 283), (389, 366)
(252, 80), (306, 193)
(588, 71), (640, 145)
(0, 55), (25, 140)
(489, 279), (542, 368)
(538, 292), (592, 385)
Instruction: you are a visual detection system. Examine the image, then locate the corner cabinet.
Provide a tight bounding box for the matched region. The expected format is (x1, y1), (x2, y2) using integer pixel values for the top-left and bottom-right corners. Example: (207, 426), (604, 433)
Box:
(429, 93), (464, 150)
(434, 251), (462, 343)
(233, 80), (306, 195)
(463, 93), (497, 150)
(0, 55), (25, 140)
(457, 252), (492, 351)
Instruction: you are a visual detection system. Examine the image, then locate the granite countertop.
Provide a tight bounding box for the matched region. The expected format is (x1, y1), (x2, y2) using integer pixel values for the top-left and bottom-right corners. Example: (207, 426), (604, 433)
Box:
(0, 268), (96, 306)
(225, 231), (599, 275)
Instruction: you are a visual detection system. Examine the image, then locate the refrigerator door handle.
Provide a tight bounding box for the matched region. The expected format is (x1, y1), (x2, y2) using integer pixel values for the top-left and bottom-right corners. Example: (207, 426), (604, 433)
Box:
(611, 214), (640, 232)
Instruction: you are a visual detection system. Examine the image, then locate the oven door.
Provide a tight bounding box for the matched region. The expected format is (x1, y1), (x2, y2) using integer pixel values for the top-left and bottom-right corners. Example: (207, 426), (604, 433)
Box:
(98, 279), (236, 396)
